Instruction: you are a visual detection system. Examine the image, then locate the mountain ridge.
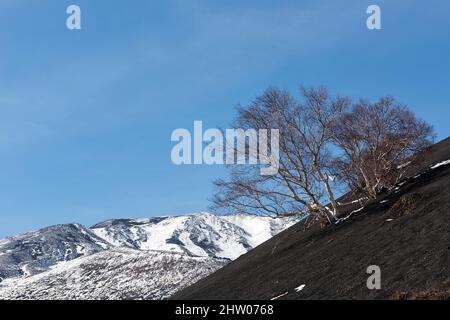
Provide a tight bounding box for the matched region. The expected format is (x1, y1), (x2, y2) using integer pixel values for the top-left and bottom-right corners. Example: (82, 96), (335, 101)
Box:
(0, 212), (294, 299)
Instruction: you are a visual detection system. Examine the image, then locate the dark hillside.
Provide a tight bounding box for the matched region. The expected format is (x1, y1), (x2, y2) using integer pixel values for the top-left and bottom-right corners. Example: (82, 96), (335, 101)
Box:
(172, 138), (450, 300)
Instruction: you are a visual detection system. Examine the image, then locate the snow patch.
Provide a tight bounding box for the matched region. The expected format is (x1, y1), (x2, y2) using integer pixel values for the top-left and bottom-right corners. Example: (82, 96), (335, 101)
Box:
(335, 206), (365, 224)
(431, 160), (450, 169)
(20, 265), (31, 277)
(338, 197), (368, 206)
(270, 292), (288, 300)
(294, 284), (306, 292)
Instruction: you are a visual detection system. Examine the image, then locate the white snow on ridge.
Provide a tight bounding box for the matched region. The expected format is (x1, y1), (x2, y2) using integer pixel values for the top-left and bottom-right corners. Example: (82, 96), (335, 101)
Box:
(91, 212), (295, 260)
(221, 214), (291, 248)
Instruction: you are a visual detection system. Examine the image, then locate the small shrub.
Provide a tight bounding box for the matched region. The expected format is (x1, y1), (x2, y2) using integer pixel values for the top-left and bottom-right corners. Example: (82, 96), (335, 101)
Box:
(412, 290), (450, 300)
(393, 289), (450, 300)
(391, 291), (408, 300)
(386, 193), (422, 218)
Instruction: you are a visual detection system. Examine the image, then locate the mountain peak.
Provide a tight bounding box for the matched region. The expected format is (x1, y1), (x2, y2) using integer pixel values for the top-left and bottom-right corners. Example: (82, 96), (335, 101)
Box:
(90, 212), (295, 260)
(0, 213), (294, 283)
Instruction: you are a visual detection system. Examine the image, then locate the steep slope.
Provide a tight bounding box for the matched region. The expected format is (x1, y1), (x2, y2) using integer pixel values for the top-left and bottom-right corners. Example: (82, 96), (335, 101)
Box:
(172, 138), (450, 300)
(0, 248), (227, 300)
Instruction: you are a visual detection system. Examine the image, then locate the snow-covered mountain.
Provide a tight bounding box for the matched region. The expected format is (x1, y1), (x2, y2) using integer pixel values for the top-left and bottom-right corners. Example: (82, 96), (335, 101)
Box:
(0, 248), (227, 300)
(0, 212), (294, 299)
(91, 212), (292, 260)
(0, 224), (109, 281)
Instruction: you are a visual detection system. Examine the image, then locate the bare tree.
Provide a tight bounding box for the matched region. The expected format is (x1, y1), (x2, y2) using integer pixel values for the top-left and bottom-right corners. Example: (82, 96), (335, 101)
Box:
(331, 97), (435, 199)
(212, 87), (348, 225)
(213, 87), (435, 226)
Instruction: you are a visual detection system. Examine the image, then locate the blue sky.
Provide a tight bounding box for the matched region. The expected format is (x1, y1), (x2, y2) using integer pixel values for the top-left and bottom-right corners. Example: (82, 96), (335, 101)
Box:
(0, 0), (449, 238)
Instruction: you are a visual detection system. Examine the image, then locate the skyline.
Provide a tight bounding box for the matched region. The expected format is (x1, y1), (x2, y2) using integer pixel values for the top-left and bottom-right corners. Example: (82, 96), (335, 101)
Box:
(1, 0), (449, 238)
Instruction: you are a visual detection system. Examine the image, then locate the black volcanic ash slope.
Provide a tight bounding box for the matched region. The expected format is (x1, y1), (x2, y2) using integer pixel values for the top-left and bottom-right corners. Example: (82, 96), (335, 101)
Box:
(172, 138), (450, 300)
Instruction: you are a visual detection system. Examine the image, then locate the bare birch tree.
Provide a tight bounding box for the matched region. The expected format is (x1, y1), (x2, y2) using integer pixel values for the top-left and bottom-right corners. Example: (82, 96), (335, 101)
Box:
(331, 97), (435, 199)
(212, 87), (434, 226)
(212, 87), (348, 225)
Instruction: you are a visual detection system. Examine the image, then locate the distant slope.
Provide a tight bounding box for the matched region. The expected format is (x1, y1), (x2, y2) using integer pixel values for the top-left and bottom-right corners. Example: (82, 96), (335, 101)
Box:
(0, 213), (293, 299)
(0, 224), (109, 281)
(0, 248), (227, 300)
(91, 212), (293, 260)
(172, 138), (450, 300)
